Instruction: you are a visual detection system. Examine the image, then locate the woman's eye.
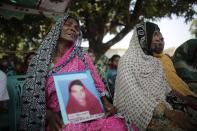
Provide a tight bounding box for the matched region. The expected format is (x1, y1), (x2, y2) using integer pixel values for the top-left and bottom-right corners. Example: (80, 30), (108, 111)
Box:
(64, 21), (72, 25)
(64, 23), (70, 26)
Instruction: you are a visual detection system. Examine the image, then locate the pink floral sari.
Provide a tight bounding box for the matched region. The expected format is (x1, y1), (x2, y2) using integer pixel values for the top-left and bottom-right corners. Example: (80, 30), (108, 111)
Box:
(46, 47), (127, 131)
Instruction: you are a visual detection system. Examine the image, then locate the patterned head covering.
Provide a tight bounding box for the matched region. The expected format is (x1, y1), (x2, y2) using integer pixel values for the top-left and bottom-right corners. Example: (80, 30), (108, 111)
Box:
(137, 21), (160, 55)
(20, 14), (87, 131)
(113, 22), (172, 130)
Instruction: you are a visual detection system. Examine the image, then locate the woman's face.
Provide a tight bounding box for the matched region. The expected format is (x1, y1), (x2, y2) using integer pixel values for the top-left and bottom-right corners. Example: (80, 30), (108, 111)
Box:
(60, 18), (80, 43)
(150, 30), (164, 54)
(71, 84), (86, 103)
(112, 57), (120, 67)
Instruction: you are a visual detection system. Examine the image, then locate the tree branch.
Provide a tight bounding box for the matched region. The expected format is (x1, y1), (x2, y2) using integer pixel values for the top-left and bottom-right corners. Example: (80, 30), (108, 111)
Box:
(104, 0), (145, 47)
(130, 0), (145, 21)
(103, 24), (133, 47)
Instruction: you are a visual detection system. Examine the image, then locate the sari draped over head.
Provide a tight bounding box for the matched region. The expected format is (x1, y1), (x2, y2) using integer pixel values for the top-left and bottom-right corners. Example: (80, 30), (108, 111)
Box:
(113, 22), (172, 130)
(66, 80), (103, 115)
(19, 15), (88, 131)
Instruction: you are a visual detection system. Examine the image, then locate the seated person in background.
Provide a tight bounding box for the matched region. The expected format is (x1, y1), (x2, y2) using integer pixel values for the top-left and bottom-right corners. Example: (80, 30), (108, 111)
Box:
(151, 36), (196, 98)
(0, 58), (9, 74)
(0, 69), (9, 112)
(23, 52), (36, 74)
(172, 39), (197, 94)
(106, 54), (120, 100)
(15, 62), (26, 75)
(0, 56), (16, 76)
(88, 48), (113, 101)
(150, 29), (197, 112)
(113, 21), (197, 131)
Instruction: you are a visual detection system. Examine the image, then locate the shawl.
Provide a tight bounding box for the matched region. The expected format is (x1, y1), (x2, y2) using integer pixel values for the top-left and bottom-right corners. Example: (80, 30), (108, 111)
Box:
(20, 15), (86, 131)
(66, 80), (103, 115)
(113, 22), (172, 130)
(154, 53), (197, 97)
(172, 39), (197, 83)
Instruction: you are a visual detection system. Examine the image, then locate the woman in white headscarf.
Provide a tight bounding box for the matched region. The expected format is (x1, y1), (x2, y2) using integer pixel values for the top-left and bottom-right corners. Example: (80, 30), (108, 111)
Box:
(113, 22), (196, 131)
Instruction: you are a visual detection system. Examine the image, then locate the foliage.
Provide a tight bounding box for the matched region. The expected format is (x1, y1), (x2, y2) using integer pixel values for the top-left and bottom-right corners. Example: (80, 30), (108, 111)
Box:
(0, 0), (196, 60)
(70, 0), (197, 58)
(190, 19), (197, 38)
(0, 14), (53, 59)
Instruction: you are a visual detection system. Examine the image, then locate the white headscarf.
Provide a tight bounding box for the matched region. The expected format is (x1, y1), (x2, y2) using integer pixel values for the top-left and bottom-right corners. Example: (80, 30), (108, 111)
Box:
(113, 22), (172, 130)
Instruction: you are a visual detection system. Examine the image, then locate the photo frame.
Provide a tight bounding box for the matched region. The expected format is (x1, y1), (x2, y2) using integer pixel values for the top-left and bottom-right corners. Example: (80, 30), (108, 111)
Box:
(53, 70), (105, 125)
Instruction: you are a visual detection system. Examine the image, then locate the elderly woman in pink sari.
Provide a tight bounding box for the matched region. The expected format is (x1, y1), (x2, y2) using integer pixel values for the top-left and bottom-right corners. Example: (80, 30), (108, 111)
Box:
(20, 14), (128, 131)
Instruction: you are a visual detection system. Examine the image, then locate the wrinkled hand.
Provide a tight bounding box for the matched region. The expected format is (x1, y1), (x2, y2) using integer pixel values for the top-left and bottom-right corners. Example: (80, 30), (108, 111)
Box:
(102, 96), (117, 116)
(46, 109), (64, 131)
(104, 102), (117, 116)
(165, 109), (195, 130)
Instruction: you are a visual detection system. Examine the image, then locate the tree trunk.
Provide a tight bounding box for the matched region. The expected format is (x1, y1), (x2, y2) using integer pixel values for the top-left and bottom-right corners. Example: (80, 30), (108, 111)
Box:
(89, 39), (110, 60)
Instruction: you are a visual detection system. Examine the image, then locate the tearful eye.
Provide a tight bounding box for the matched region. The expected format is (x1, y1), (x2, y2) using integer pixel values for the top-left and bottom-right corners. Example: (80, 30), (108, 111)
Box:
(64, 22), (72, 27)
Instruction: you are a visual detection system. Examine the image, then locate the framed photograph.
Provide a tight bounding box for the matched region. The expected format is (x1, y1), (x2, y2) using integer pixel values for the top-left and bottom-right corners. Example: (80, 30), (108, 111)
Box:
(53, 70), (105, 125)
